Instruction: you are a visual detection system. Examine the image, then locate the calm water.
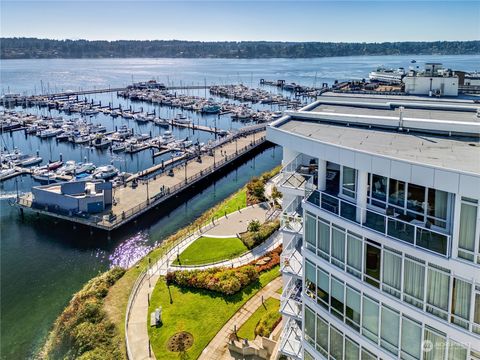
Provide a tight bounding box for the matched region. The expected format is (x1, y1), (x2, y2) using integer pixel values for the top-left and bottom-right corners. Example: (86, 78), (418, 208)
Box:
(1, 55), (479, 359)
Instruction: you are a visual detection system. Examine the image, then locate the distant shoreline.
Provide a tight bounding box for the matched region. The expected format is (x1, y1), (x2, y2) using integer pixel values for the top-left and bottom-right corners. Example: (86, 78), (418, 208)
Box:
(2, 38), (479, 60)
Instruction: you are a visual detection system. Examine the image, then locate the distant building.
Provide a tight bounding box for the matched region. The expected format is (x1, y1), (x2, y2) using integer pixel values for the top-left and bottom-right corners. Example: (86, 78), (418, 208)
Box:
(465, 72), (480, 86)
(403, 63), (459, 96)
(32, 180), (112, 214)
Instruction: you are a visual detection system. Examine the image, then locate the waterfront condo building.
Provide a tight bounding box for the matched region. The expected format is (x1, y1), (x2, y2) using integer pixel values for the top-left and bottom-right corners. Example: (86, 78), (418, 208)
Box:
(267, 95), (480, 360)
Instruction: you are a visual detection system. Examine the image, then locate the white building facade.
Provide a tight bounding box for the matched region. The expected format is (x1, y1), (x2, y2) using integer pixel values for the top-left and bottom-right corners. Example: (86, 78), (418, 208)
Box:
(268, 95), (480, 360)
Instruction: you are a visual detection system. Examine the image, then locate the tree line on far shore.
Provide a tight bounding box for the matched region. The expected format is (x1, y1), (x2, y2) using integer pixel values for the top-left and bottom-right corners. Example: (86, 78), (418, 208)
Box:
(1, 38), (479, 59)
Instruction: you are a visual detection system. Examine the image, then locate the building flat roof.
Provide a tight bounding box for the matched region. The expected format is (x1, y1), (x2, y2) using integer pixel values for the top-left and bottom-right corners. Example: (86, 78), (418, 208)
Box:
(277, 119), (480, 174)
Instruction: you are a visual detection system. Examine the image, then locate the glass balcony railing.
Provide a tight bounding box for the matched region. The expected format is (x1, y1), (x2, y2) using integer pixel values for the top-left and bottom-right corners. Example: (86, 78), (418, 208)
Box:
(279, 318), (303, 360)
(307, 190), (451, 257)
(281, 196), (304, 233)
(281, 244), (303, 277)
(280, 278), (302, 320)
(279, 154), (317, 193)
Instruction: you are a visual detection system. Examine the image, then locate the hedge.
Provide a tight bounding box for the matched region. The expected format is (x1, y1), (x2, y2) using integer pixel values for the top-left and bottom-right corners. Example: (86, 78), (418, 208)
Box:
(240, 220), (280, 249)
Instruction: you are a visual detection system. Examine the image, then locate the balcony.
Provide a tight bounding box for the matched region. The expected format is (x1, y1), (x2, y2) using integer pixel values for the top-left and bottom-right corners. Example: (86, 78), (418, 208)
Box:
(281, 196), (304, 233)
(307, 190), (451, 257)
(280, 277), (302, 320)
(281, 239), (303, 277)
(279, 154), (317, 196)
(279, 318), (303, 360)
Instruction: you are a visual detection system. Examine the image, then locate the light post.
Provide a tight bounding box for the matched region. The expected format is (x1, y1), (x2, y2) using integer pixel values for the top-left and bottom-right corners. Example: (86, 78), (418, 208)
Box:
(235, 138), (238, 155)
(213, 149), (216, 168)
(146, 179), (150, 205)
(184, 161), (187, 184)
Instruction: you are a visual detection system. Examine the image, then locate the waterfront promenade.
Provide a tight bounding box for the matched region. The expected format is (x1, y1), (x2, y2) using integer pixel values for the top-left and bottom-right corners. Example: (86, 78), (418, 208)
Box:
(125, 204), (281, 360)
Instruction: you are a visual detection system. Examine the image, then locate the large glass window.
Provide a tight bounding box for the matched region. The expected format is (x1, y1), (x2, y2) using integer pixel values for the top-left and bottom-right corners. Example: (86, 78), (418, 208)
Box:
(371, 174), (388, 208)
(347, 232), (362, 278)
(426, 267), (450, 320)
(362, 296), (379, 343)
(448, 340), (468, 360)
(316, 268), (329, 308)
(361, 349), (377, 360)
(304, 306), (316, 346)
(318, 219), (330, 260)
(342, 166), (356, 199)
(474, 290), (480, 335)
(451, 278), (472, 329)
(345, 337), (360, 360)
(346, 286), (361, 332)
(407, 183), (426, 219)
(316, 314), (329, 357)
(403, 256), (425, 309)
(304, 350), (315, 360)
(364, 241), (381, 288)
(305, 213), (316, 252)
(401, 316), (422, 360)
(427, 188), (448, 228)
(305, 260), (316, 299)
(458, 198), (477, 262)
(382, 249), (402, 298)
(423, 328), (446, 360)
(330, 277), (345, 320)
(330, 326), (344, 360)
(331, 225), (346, 269)
(381, 306), (400, 355)
(389, 178), (405, 207)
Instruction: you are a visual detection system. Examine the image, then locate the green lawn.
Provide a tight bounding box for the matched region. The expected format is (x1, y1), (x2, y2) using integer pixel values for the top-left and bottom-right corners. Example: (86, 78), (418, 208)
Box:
(237, 297), (280, 340)
(211, 187), (247, 220)
(173, 236), (248, 265)
(148, 266), (280, 360)
(276, 287), (283, 294)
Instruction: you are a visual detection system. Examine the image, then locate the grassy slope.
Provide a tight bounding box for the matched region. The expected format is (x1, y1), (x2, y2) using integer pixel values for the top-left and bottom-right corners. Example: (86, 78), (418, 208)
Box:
(237, 297), (280, 340)
(173, 236), (248, 265)
(148, 266), (280, 360)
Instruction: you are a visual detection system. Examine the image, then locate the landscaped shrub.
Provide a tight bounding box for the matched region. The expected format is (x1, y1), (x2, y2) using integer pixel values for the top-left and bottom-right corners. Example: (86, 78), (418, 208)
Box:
(166, 265), (259, 295)
(166, 246), (282, 295)
(39, 267), (125, 360)
(240, 219), (280, 249)
(246, 165), (281, 205)
(255, 310), (282, 338)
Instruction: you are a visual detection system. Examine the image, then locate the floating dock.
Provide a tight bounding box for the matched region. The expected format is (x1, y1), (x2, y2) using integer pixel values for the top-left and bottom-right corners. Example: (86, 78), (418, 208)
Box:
(12, 128), (267, 232)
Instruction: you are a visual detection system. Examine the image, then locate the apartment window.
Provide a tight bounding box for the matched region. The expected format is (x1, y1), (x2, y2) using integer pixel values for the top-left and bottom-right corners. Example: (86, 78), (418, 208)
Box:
(347, 232), (362, 278)
(330, 326), (344, 360)
(451, 278), (472, 329)
(304, 350), (315, 360)
(426, 266), (450, 321)
(381, 306), (400, 355)
(305, 213), (317, 253)
(317, 268), (329, 309)
(403, 256), (425, 309)
(458, 197), (478, 262)
(361, 349), (377, 360)
(316, 314), (329, 357)
(474, 288), (480, 335)
(304, 306), (316, 346)
(345, 337), (360, 360)
(342, 166), (356, 199)
(346, 286), (361, 332)
(331, 225), (346, 269)
(371, 174), (388, 208)
(330, 277), (345, 320)
(427, 188), (448, 228)
(407, 183), (426, 220)
(318, 218), (331, 260)
(364, 241), (381, 288)
(423, 327), (446, 360)
(389, 178), (405, 208)
(448, 340), (468, 360)
(362, 296), (379, 343)
(382, 248), (402, 298)
(305, 259), (316, 299)
(401, 316), (422, 360)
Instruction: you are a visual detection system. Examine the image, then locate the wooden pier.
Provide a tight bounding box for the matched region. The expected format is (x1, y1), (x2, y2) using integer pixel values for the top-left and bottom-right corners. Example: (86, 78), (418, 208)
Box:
(12, 128), (268, 231)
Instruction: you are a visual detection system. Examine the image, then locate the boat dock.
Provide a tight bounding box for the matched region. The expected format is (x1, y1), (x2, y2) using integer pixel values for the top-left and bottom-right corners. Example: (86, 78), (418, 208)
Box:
(170, 120), (225, 134)
(12, 128), (268, 232)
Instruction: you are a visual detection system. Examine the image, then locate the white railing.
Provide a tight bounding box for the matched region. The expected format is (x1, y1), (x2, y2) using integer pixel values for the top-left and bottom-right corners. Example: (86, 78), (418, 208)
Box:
(306, 189), (452, 258)
(280, 277), (302, 320)
(281, 196), (303, 233)
(279, 318), (303, 359)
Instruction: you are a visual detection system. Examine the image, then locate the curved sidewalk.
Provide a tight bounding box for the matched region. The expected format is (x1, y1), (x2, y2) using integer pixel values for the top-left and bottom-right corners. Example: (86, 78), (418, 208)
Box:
(126, 203), (280, 360)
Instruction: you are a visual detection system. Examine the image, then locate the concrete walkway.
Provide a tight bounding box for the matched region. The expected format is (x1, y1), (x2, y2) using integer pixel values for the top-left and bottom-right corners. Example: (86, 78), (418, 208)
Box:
(198, 277), (283, 360)
(126, 203), (281, 360)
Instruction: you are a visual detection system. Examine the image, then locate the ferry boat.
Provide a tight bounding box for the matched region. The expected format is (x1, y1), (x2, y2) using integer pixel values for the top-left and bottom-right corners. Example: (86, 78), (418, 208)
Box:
(368, 67), (406, 84)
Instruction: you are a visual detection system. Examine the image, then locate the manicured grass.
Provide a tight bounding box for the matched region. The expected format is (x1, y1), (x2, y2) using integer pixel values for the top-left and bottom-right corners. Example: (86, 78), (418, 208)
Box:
(237, 297), (280, 340)
(276, 287), (283, 294)
(148, 266), (280, 360)
(211, 187), (247, 220)
(173, 236), (248, 265)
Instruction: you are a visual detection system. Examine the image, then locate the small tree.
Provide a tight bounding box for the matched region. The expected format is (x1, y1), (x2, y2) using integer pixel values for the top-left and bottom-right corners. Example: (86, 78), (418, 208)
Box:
(247, 219), (261, 232)
(271, 186), (282, 200)
(247, 177), (265, 202)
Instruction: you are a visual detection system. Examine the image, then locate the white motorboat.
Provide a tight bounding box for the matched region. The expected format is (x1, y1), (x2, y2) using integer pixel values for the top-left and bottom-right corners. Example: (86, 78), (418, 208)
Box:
(0, 168), (15, 180)
(111, 142), (126, 152)
(32, 169), (57, 183)
(94, 165), (118, 180)
(75, 162), (96, 174)
(56, 160), (76, 175)
(92, 135), (112, 149)
(14, 154), (43, 167)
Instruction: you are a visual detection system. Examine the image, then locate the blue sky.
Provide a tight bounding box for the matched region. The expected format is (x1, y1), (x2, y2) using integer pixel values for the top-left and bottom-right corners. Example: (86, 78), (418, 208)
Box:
(1, 1), (479, 42)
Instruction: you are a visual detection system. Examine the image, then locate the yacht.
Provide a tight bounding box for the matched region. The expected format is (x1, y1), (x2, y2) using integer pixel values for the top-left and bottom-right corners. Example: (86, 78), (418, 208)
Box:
(92, 135), (112, 149)
(153, 117), (170, 127)
(32, 169), (57, 183)
(111, 142), (126, 152)
(94, 165), (118, 180)
(0, 168), (15, 180)
(368, 67), (406, 84)
(14, 154), (43, 167)
(75, 162), (96, 174)
(56, 160), (76, 175)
